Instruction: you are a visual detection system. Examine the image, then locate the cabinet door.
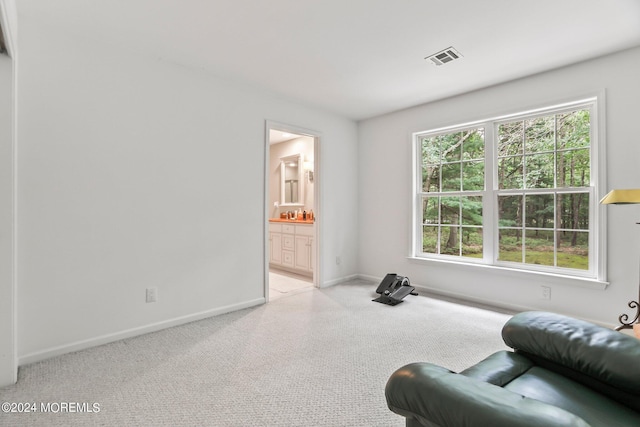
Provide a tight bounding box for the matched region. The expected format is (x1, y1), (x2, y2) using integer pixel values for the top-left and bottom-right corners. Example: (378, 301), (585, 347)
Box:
(269, 232), (282, 264)
(294, 235), (311, 271)
(309, 238), (314, 273)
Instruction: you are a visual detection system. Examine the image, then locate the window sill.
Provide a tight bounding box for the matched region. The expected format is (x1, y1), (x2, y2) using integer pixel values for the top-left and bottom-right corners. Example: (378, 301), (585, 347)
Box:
(406, 256), (609, 290)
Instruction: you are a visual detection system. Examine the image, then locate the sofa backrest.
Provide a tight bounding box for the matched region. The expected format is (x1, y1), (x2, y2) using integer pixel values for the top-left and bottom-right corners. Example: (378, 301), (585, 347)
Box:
(502, 311), (640, 410)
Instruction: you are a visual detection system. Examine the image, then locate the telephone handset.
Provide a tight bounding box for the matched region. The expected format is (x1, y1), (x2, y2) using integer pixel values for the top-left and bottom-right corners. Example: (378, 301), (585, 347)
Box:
(373, 273), (417, 305)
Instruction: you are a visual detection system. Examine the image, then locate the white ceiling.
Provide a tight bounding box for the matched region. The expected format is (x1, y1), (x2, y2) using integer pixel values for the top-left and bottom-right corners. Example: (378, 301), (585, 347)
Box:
(18, 0), (640, 121)
(269, 130), (307, 145)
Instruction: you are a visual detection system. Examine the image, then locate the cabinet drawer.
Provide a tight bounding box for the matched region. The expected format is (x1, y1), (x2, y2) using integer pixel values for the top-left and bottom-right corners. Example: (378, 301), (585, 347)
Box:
(282, 224), (295, 234)
(282, 234), (295, 250)
(282, 250), (294, 267)
(269, 223), (282, 232)
(295, 224), (314, 236)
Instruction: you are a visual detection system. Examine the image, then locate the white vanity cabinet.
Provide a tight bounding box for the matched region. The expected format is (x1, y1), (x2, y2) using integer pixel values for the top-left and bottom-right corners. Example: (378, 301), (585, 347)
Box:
(269, 222), (314, 276)
(269, 224), (282, 265)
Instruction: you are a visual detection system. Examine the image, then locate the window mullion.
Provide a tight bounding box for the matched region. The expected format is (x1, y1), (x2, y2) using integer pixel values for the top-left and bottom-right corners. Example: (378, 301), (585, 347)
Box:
(414, 137), (423, 256)
(484, 124), (495, 264)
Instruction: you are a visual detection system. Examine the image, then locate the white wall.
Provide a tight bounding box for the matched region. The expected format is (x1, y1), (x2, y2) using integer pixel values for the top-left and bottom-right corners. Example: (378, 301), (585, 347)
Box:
(17, 21), (358, 363)
(0, 0), (17, 388)
(358, 46), (640, 326)
(0, 53), (15, 386)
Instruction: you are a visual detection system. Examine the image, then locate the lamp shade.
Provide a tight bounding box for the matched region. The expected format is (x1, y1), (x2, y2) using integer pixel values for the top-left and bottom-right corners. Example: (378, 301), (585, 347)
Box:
(600, 189), (640, 205)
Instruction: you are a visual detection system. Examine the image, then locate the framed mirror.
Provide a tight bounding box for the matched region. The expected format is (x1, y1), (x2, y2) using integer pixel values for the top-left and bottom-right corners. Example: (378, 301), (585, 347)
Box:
(280, 153), (304, 206)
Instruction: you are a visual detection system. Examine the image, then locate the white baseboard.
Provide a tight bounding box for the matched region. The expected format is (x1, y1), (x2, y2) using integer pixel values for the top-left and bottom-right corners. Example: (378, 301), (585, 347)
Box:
(321, 274), (359, 288)
(360, 272), (539, 315)
(356, 274), (379, 283)
(359, 273), (617, 329)
(18, 276), (620, 367)
(18, 298), (265, 366)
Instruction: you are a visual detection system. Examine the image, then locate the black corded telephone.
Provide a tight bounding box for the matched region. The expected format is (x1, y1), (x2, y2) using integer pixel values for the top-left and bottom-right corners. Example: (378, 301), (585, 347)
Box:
(373, 273), (417, 305)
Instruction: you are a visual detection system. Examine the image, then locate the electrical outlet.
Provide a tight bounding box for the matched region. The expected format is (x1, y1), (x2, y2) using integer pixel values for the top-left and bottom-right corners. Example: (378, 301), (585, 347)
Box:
(336, 256), (341, 265)
(146, 287), (158, 303)
(541, 286), (551, 300)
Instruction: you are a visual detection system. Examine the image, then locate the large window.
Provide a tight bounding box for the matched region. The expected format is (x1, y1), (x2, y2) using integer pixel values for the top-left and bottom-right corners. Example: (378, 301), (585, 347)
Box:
(414, 99), (600, 279)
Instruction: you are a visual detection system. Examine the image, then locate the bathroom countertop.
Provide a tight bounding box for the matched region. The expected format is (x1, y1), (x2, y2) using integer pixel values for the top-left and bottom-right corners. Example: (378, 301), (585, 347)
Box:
(269, 218), (314, 224)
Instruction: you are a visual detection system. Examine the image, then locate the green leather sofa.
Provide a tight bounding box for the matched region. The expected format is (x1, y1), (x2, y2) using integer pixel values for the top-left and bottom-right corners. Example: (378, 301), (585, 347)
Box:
(385, 311), (640, 427)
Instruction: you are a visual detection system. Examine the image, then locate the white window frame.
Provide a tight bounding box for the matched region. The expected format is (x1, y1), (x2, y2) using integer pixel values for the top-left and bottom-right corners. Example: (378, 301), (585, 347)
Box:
(411, 96), (607, 285)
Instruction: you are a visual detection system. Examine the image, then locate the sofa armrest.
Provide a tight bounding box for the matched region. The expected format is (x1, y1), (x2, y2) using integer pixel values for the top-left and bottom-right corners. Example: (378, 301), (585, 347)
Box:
(460, 350), (534, 386)
(502, 311), (640, 394)
(385, 362), (591, 427)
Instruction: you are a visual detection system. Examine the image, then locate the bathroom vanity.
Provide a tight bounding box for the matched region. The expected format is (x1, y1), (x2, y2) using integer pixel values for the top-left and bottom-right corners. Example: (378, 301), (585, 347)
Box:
(268, 219), (314, 277)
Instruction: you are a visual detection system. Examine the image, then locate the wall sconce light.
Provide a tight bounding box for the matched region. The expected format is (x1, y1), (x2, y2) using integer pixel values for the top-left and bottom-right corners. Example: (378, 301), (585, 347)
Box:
(600, 188), (640, 332)
(304, 161), (314, 183)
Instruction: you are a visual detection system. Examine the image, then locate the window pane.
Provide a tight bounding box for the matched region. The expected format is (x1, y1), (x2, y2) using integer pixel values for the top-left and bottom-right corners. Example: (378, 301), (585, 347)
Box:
(422, 128), (487, 193)
(461, 196), (482, 226)
(423, 226), (438, 254)
(498, 196), (522, 227)
(462, 160), (484, 190)
(498, 121), (523, 156)
(524, 230), (554, 266)
(499, 195), (523, 227)
(423, 196), (439, 225)
(557, 109), (590, 150)
(558, 193), (589, 230)
(525, 153), (554, 188)
(461, 227), (482, 257)
(440, 226), (459, 255)
(462, 128), (484, 160)
(498, 156), (524, 189)
(441, 163), (461, 192)
(421, 136), (441, 164)
(422, 164), (440, 192)
(525, 194), (554, 228)
(442, 132), (462, 162)
(525, 116), (555, 153)
(557, 230), (589, 270)
(499, 229), (522, 263)
(557, 149), (590, 187)
(440, 196), (460, 225)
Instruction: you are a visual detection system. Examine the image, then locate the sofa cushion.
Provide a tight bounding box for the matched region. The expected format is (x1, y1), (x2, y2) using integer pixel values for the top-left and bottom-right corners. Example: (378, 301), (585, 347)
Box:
(460, 351), (533, 386)
(505, 366), (640, 427)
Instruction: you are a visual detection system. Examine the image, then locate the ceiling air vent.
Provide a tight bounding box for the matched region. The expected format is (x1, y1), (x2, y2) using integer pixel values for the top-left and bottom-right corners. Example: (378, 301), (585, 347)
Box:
(425, 47), (462, 66)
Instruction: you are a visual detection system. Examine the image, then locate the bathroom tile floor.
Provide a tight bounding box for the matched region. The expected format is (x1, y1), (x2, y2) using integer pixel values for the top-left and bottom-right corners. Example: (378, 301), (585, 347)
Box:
(269, 270), (314, 301)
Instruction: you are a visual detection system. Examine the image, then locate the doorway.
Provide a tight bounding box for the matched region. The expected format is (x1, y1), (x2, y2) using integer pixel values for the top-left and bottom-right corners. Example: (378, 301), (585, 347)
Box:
(264, 121), (320, 301)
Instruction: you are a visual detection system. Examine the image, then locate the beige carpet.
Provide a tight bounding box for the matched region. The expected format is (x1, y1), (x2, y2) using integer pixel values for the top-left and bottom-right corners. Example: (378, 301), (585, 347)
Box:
(0, 279), (512, 426)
